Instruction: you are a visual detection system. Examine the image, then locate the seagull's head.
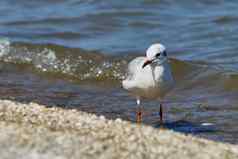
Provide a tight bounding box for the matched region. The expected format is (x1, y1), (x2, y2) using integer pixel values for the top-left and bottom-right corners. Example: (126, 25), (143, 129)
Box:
(142, 43), (168, 68)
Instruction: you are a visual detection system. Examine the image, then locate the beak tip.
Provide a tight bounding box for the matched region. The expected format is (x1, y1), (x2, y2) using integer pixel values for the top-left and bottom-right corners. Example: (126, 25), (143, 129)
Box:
(142, 60), (151, 69)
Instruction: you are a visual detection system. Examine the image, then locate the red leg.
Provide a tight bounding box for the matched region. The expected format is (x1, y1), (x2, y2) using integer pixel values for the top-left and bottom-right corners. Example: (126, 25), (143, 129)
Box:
(136, 98), (142, 123)
(136, 107), (142, 123)
(160, 104), (163, 124)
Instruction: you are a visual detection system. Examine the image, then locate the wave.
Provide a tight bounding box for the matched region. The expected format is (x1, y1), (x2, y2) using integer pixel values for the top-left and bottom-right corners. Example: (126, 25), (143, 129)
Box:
(0, 38), (126, 82)
(0, 38), (238, 91)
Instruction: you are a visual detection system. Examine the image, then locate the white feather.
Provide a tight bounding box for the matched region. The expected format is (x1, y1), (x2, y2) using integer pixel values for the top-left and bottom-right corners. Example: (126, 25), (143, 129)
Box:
(122, 44), (175, 100)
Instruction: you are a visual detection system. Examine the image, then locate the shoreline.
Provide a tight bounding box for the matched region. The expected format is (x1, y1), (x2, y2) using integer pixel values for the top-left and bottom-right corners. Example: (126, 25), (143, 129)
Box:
(0, 99), (237, 159)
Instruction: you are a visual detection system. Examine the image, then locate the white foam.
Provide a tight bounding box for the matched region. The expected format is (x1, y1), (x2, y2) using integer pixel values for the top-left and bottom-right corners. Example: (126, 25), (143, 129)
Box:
(201, 123), (214, 126)
(0, 38), (10, 57)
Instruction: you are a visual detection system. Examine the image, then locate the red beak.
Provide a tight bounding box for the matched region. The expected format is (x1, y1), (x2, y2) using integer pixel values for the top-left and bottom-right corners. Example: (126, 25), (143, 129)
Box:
(142, 60), (152, 68)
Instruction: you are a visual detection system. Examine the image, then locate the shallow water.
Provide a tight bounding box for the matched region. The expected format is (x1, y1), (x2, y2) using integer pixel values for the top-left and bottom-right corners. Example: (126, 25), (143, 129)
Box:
(0, 0), (238, 144)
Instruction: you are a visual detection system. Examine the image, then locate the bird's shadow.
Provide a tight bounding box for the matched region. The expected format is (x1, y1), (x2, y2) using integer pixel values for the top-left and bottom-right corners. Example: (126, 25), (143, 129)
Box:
(152, 120), (216, 135)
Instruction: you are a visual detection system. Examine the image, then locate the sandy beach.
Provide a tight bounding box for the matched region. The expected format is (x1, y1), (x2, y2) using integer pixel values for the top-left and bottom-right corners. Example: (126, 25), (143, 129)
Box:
(0, 99), (237, 159)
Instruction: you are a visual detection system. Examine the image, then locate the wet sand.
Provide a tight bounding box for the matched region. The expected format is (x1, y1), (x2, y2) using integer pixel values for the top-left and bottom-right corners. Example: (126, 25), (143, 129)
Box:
(0, 99), (237, 159)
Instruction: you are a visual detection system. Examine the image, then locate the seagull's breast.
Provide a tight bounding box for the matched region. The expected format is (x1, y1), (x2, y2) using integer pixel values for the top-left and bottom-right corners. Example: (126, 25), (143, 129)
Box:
(122, 57), (174, 99)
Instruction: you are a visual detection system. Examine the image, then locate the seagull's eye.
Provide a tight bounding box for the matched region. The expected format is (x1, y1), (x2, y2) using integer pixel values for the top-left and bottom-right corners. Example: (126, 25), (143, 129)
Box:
(155, 53), (161, 57)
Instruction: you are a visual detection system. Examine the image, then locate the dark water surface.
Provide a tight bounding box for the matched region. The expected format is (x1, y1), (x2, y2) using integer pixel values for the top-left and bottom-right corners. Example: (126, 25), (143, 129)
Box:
(0, 0), (238, 144)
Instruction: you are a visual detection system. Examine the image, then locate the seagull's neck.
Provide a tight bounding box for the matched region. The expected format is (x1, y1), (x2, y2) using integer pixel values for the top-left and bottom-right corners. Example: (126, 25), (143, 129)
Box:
(152, 58), (168, 67)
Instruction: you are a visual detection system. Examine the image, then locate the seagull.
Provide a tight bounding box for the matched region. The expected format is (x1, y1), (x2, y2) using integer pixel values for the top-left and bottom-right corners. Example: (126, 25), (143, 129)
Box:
(122, 43), (175, 123)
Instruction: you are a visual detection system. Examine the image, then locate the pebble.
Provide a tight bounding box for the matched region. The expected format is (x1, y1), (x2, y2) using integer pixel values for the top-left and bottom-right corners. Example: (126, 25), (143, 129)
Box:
(99, 115), (106, 121)
(0, 99), (237, 159)
(115, 118), (122, 123)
